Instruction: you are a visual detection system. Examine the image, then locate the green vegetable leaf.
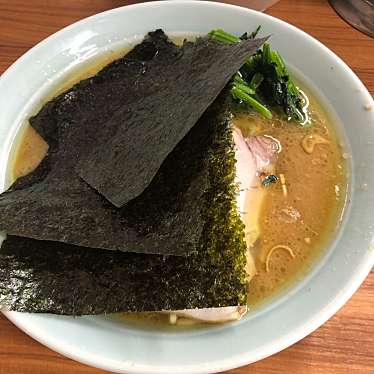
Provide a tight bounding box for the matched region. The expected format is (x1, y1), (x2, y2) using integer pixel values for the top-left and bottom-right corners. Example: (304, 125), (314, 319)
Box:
(209, 28), (310, 125)
(262, 174), (279, 186)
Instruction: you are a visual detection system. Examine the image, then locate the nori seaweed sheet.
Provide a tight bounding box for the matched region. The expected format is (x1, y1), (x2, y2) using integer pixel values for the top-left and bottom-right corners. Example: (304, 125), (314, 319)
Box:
(0, 30), (264, 256)
(76, 34), (266, 208)
(0, 99), (248, 315)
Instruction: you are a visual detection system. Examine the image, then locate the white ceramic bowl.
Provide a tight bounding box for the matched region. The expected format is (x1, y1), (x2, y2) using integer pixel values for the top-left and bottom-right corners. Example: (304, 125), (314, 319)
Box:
(1, 1), (373, 373)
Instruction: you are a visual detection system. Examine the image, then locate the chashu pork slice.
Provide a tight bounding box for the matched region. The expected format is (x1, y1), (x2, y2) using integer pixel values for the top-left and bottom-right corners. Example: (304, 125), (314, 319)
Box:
(171, 127), (279, 323)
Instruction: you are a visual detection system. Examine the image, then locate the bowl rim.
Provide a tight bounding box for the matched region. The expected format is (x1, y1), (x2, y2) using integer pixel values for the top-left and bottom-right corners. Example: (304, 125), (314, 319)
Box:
(1, 1), (374, 373)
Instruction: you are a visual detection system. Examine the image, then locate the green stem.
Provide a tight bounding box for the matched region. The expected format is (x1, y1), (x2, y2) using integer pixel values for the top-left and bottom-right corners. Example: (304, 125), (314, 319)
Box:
(248, 25), (261, 39)
(234, 83), (255, 95)
(208, 29), (240, 44)
(262, 43), (271, 64)
(231, 87), (272, 119)
(250, 73), (264, 90)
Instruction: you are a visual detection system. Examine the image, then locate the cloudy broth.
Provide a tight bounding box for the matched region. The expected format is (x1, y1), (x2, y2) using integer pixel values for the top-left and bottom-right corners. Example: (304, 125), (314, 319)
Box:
(235, 85), (348, 306)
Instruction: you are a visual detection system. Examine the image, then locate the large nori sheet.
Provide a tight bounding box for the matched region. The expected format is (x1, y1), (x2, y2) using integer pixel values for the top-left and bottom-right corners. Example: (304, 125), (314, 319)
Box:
(0, 99), (248, 315)
(0, 30), (263, 256)
(76, 34), (266, 207)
